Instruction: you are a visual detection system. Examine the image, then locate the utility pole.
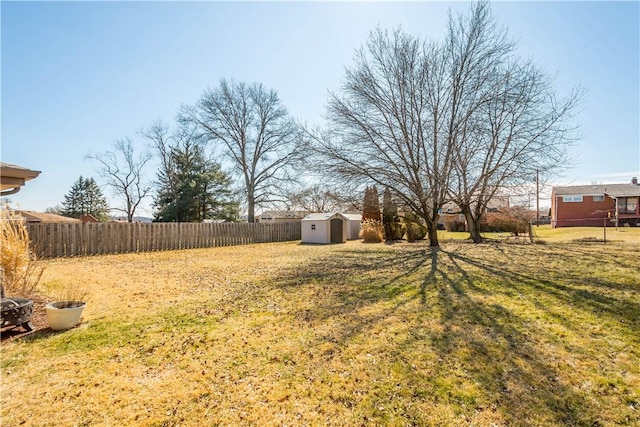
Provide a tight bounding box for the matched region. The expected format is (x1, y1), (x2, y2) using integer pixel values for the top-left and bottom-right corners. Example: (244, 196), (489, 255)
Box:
(536, 169), (540, 227)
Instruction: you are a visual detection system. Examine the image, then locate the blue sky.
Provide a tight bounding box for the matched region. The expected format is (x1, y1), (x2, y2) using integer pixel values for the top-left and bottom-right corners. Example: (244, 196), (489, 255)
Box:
(2, 1), (638, 216)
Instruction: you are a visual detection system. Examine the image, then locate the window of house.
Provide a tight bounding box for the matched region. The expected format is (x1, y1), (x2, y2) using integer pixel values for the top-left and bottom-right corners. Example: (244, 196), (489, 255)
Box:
(593, 195), (605, 202)
(562, 195), (583, 203)
(618, 197), (638, 214)
(311, 224), (316, 230)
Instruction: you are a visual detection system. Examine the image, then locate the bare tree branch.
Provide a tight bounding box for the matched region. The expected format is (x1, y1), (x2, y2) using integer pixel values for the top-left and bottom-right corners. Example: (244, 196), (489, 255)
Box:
(86, 137), (152, 222)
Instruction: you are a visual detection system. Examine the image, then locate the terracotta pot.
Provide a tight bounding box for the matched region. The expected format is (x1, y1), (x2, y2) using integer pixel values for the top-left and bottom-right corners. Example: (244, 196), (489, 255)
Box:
(45, 301), (86, 331)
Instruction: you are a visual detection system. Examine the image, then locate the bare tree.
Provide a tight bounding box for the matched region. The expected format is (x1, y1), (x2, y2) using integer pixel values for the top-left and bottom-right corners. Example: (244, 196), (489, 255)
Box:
(141, 120), (195, 217)
(309, 1), (581, 246)
(86, 138), (152, 222)
(284, 184), (345, 213)
(181, 80), (303, 223)
(445, 2), (582, 242)
(308, 27), (453, 247)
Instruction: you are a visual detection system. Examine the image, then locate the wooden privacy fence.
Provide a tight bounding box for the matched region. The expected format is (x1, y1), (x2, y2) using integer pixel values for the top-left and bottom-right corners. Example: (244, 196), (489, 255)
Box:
(26, 222), (302, 258)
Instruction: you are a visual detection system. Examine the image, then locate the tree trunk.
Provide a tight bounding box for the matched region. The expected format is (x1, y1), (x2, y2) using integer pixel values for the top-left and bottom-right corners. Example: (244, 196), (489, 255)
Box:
(247, 194), (255, 223)
(461, 206), (483, 243)
(425, 211), (440, 247)
(427, 223), (439, 247)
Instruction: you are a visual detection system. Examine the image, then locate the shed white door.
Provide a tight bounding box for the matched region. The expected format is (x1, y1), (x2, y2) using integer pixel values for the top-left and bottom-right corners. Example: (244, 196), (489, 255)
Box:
(330, 218), (343, 243)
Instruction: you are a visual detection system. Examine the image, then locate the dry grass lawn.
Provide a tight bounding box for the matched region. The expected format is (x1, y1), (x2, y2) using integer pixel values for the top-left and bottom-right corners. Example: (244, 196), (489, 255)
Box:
(1, 230), (639, 426)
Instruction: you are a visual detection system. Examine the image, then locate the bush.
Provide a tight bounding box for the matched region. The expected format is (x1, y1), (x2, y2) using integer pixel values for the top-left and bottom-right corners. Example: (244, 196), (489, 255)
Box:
(360, 219), (384, 243)
(403, 213), (426, 242)
(384, 222), (404, 241)
(1, 208), (43, 298)
(444, 220), (466, 232)
(486, 207), (531, 235)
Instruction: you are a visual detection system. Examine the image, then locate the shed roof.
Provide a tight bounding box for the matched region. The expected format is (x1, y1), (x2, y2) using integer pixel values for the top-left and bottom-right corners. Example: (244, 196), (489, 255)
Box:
(342, 213), (363, 221)
(553, 183), (640, 198)
(302, 212), (348, 221)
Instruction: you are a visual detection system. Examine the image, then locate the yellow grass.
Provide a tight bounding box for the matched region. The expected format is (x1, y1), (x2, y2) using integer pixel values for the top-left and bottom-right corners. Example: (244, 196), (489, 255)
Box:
(1, 234), (639, 426)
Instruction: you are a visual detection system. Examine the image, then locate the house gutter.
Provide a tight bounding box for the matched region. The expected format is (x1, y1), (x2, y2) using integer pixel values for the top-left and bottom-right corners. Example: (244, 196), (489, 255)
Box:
(1, 187), (22, 196)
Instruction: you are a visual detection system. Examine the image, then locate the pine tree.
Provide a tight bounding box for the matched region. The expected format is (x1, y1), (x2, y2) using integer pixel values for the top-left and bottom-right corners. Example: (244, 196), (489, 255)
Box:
(362, 186), (381, 222)
(153, 142), (239, 222)
(61, 176), (110, 221)
(382, 187), (401, 241)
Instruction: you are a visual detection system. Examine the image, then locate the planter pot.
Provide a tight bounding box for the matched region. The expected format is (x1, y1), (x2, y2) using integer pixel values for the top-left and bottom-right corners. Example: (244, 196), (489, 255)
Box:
(45, 301), (86, 331)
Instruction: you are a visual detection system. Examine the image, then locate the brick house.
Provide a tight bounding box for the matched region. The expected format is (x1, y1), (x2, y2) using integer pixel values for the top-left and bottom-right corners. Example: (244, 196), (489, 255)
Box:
(551, 178), (640, 227)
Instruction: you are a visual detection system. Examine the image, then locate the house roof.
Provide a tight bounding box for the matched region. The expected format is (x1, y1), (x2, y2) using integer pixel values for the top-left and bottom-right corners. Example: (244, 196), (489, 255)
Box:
(259, 210), (304, 219)
(302, 212), (348, 221)
(342, 213), (363, 221)
(553, 183), (640, 198)
(17, 210), (81, 223)
(1, 162), (41, 195)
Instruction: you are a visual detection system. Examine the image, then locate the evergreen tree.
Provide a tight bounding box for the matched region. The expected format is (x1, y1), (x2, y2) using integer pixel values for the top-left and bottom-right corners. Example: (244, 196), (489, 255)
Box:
(153, 142), (239, 222)
(382, 187), (401, 241)
(362, 186), (381, 222)
(61, 176), (110, 221)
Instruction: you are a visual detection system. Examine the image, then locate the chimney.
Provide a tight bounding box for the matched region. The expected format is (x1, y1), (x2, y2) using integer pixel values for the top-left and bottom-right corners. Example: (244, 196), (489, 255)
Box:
(633, 177), (638, 185)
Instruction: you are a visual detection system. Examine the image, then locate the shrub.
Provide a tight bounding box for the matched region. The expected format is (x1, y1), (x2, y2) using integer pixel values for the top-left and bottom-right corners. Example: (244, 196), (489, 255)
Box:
(403, 213), (426, 242)
(444, 220), (466, 232)
(360, 219), (384, 243)
(486, 206), (531, 235)
(384, 222), (404, 241)
(1, 208), (43, 298)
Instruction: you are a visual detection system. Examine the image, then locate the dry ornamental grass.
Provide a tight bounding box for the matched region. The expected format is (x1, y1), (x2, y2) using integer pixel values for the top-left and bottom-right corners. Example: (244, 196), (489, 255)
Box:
(1, 229), (639, 426)
(0, 208), (43, 298)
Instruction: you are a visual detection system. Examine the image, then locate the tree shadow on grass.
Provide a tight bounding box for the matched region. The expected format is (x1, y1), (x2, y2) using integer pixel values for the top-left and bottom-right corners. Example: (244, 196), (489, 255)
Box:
(422, 249), (603, 425)
(444, 247), (640, 337)
(272, 243), (636, 425)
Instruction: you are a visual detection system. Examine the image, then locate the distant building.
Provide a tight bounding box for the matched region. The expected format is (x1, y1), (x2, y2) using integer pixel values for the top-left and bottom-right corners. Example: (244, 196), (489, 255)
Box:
(16, 210), (80, 223)
(79, 214), (98, 223)
(551, 178), (640, 227)
(257, 210), (307, 223)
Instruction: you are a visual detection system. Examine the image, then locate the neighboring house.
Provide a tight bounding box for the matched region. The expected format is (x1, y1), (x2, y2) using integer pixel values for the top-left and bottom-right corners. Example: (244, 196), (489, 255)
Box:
(551, 178), (640, 227)
(438, 196), (510, 229)
(0, 162), (41, 196)
(17, 210), (81, 223)
(301, 212), (348, 244)
(79, 214), (98, 223)
(342, 213), (362, 240)
(257, 210), (307, 223)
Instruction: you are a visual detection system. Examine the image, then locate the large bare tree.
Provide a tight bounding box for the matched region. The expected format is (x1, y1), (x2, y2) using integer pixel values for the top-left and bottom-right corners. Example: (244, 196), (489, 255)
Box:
(182, 80), (302, 223)
(309, 1), (581, 246)
(308, 27), (453, 247)
(445, 2), (582, 242)
(86, 138), (152, 222)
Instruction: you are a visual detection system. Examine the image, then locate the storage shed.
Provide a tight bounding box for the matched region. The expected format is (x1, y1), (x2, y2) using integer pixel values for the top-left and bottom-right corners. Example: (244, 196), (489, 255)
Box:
(342, 213), (363, 240)
(301, 213), (348, 244)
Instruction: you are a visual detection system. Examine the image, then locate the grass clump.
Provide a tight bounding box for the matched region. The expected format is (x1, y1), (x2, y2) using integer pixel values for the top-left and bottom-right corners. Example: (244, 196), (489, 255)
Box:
(360, 219), (384, 243)
(0, 207), (43, 298)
